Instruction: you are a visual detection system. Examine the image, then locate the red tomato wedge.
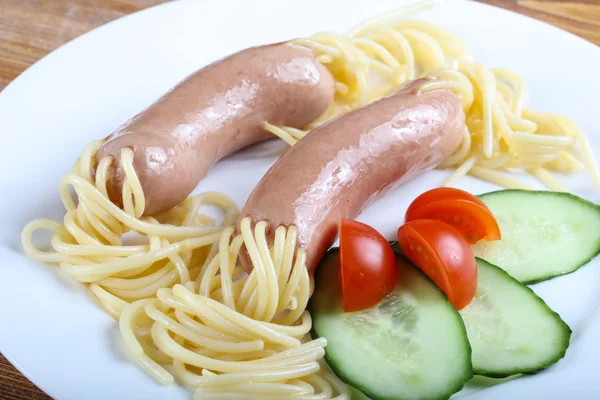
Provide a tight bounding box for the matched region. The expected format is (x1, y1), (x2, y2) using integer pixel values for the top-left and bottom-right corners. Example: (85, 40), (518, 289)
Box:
(339, 219), (397, 312)
(397, 219), (477, 310)
(405, 187), (501, 244)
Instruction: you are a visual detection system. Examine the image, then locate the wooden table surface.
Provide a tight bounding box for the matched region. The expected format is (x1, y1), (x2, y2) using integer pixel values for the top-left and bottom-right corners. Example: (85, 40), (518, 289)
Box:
(0, 0), (598, 398)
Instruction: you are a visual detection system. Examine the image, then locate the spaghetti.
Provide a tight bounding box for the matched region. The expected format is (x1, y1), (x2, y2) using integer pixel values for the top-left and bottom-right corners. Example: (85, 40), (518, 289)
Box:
(355, 19), (600, 189)
(119, 218), (349, 398)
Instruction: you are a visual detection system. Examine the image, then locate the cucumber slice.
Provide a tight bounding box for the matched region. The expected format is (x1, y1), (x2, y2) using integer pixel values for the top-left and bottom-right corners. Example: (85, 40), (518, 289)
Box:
(473, 189), (600, 283)
(311, 250), (472, 400)
(460, 259), (571, 377)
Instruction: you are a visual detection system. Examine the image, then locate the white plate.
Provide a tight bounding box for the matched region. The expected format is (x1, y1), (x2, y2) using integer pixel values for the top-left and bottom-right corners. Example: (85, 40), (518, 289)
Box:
(1, 0), (599, 399)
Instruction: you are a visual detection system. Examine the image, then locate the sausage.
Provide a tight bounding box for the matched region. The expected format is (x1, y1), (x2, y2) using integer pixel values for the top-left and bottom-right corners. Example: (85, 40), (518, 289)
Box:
(96, 43), (335, 216)
(239, 79), (465, 271)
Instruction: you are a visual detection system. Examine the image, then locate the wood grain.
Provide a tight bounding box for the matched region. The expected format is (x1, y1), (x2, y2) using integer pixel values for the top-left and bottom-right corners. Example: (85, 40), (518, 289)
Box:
(0, 0), (598, 399)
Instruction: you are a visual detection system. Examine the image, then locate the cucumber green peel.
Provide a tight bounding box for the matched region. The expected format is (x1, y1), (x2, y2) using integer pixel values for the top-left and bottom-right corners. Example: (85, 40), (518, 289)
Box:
(474, 189), (600, 284)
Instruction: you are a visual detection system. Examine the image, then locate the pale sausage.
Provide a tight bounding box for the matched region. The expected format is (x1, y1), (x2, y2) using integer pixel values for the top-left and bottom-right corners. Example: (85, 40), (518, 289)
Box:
(239, 79), (465, 271)
(96, 43), (335, 215)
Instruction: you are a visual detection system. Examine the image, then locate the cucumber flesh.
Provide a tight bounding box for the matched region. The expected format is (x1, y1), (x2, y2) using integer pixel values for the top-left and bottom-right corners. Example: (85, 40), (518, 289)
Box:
(473, 189), (600, 284)
(311, 250), (472, 400)
(460, 259), (571, 377)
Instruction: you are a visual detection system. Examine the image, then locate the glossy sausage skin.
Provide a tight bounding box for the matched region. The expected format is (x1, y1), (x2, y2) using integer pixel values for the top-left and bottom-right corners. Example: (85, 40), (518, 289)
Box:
(239, 79), (465, 272)
(96, 43), (335, 216)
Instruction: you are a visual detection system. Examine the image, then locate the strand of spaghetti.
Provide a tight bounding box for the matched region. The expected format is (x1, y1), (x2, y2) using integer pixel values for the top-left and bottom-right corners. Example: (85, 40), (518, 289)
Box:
(490, 104), (518, 150)
(172, 285), (301, 348)
(21, 219), (80, 263)
(547, 155), (570, 172)
(291, 39), (342, 57)
(284, 126), (309, 141)
(81, 190), (124, 233)
(218, 226), (237, 310)
(174, 309), (242, 341)
(444, 155), (478, 187)
(239, 219), (276, 321)
(508, 117), (537, 133)
(197, 241), (220, 284)
(319, 369), (351, 398)
(492, 68), (525, 117)
(121, 177), (135, 217)
(106, 268), (178, 299)
(512, 131), (573, 146)
(119, 299), (174, 385)
(473, 63), (496, 158)
(172, 341), (326, 383)
(271, 226), (287, 288)
(280, 225), (298, 294)
(529, 167), (568, 192)
(512, 143), (570, 155)
(76, 199), (120, 244)
(194, 382), (313, 395)
(94, 157), (112, 198)
(150, 322), (320, 373)
(277, 252), (310, 325)
(226, 339), (327, 365)
(561, 151), (586, 172)
(207, 278), (244, 305)
(303, 373), (333, 398)
(144, 303), (264, 352)
(62, 209), (105, 246)
(469, 167), (533, 190)
(261, 122), (298, 146)
(235, 261), (261, 306)
(157, 288), (257, 340)
(193, 393), (308, 400)
(522, 109), (567, 136)
(199, 245), (226, 296)
(138, 334), (173, 364)
(192, 363), (321, 387)
(476, 154), (511, 169)
(165, 242), (191, 283)
(419, 76), (474, 109)
(261, 312), (313, 337)
(120, 147), (146, 218)
(77, 141), (102, 181)
(60, 232), (221, 281)
(99, 263), (174, 290)
(89, 283), (128, 319)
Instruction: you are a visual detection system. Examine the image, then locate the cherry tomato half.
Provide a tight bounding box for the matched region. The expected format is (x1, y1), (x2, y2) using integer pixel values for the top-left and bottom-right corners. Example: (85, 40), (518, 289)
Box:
(398, 219), (477, 310)
(339, 219), (398, 312)
(405, 187), (501, 244)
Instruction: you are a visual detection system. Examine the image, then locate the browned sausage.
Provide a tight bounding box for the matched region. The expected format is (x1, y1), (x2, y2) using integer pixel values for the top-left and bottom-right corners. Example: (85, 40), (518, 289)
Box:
(239, 79), (465, 271)
(96, 43), (335, 216)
